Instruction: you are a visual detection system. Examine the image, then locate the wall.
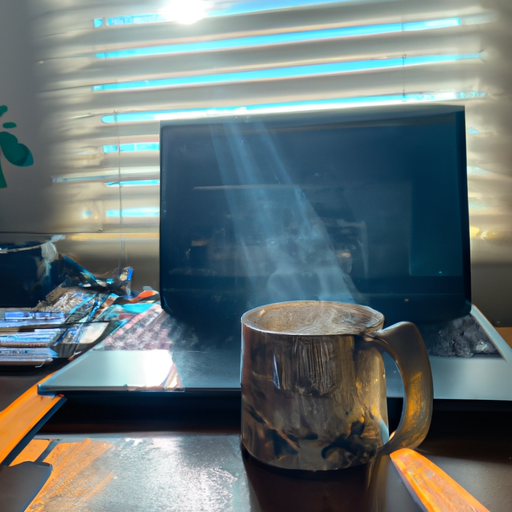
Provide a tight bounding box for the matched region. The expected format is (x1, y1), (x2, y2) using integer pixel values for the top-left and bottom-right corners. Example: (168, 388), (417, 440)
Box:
(1, 0), (512, 324)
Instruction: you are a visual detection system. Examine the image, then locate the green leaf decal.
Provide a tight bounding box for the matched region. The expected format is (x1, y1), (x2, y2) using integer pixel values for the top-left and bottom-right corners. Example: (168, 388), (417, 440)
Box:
(0, 161), (6, 189)
(0, 105), (34, 188)
(0, 132), (33, 167)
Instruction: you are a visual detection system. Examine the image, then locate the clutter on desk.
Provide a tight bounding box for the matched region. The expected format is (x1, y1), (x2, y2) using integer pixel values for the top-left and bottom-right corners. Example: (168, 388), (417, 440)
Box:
(0, 243), (169, 366)
(0, 287), (114, 366)
(96, 302), (174, 351)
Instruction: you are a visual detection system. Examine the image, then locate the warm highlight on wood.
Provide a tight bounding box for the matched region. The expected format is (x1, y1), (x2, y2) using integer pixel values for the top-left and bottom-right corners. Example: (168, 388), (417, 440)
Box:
(496, 327), (512, 349)
(26, 439), (114, 512)
(0, 374), (62, 464)
(390, 448), (491, 512)
(9, 439), (52, 465)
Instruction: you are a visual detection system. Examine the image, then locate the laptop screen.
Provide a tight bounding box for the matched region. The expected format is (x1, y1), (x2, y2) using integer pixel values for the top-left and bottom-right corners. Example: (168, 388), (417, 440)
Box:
(160, 105), (471, 348)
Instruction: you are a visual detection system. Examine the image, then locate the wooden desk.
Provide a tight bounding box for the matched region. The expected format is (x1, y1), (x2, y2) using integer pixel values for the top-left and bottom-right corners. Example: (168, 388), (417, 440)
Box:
(0, 398), (507, 512)
(497, 327), (512, 349)
(1, 359), (512, 511)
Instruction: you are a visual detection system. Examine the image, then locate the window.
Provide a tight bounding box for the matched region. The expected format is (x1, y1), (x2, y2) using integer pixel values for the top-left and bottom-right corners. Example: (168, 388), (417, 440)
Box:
(0, 0), (509, 322)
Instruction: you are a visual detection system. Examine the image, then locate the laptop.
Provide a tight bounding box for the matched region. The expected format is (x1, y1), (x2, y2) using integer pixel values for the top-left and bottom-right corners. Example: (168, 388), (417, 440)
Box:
(41, 105), (512, 409)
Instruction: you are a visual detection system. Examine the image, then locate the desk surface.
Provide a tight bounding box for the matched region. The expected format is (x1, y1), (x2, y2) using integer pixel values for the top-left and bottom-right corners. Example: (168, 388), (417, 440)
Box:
(2, 343), (512, 512)
(1, 368), (512, 512)
(7, 423), (512, 512)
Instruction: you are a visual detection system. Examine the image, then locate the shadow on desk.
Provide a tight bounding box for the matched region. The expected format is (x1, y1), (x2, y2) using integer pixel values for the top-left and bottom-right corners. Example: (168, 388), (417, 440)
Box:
(242, 446), (421, 512)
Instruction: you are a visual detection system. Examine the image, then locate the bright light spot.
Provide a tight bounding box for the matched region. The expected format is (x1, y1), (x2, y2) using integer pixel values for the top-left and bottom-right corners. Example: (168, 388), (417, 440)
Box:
(468, 226), (480, 240)
(107, 14), (166, 26)
(404, 18), (460, 31)
(469, 196), (491, 211)
(159, 0), (208, 25)
(106, 179), (160, 187)
(467, 166), (489, 176)
(102, 143), (159, 153)
(97, 0), (352, 28)
(106, 207), (160, 218)
(141, 351), (175, 386)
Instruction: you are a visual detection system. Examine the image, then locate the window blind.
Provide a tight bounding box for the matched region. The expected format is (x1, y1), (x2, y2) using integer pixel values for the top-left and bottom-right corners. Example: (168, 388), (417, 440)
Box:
(10, 0), (511, 296)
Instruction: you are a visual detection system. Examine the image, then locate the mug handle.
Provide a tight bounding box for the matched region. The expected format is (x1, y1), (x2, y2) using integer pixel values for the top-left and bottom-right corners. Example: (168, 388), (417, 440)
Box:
(364, 321), (433, 453)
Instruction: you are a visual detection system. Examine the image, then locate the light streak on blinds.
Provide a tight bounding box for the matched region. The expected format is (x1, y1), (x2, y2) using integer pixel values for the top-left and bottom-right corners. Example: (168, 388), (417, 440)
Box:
(93, 54), (481, 92)
(106, 180), (160, 187)
(96, 18), (461, 59)
(93, 0), (369, 27)
(52, 168), (160, 184)
(101, 91), (486, 124)
(102, 143), (160, 153)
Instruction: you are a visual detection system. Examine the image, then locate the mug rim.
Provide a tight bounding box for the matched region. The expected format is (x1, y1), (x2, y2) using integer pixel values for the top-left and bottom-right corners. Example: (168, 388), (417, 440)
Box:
(241, 300), (384, 336)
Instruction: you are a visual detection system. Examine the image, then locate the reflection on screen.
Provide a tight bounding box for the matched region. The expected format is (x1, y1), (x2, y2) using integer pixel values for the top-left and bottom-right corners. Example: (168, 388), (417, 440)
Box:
(160, 106), (470, 344)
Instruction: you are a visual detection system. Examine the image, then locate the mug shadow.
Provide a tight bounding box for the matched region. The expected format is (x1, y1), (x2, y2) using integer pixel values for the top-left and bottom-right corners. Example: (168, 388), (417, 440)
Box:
(241, 444), (396, 512)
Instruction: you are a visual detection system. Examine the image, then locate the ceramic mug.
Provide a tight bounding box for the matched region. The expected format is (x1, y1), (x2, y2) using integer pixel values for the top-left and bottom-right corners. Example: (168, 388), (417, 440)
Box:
(240, 301), (433, 471)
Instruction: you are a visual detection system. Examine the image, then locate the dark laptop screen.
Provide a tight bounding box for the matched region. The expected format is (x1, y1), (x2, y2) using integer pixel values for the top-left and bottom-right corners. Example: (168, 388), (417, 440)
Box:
(160, 105), (471, 346)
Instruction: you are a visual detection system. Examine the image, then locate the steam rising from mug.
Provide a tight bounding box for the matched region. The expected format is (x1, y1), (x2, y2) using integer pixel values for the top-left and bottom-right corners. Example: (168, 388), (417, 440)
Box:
(211, 122), (363, 306)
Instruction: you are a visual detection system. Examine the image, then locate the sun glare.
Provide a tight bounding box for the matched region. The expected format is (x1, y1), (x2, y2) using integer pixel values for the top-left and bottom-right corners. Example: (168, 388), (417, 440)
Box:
(159, 0), (208, 24)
